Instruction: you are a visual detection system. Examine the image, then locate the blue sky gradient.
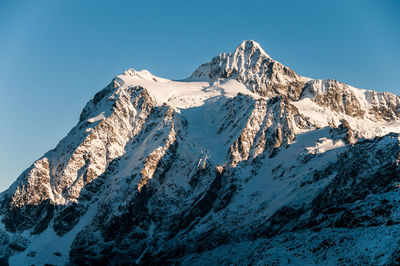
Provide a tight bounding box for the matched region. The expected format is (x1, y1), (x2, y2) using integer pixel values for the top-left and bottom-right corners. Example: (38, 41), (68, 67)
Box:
(0, 0), (399, 191)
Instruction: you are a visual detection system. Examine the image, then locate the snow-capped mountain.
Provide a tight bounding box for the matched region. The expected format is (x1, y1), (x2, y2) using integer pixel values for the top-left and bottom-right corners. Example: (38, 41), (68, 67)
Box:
(1, 40), (400, 265)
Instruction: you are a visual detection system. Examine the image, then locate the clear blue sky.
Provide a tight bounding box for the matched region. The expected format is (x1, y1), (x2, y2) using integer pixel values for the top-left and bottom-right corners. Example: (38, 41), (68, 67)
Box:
(0, 0), (399, 192)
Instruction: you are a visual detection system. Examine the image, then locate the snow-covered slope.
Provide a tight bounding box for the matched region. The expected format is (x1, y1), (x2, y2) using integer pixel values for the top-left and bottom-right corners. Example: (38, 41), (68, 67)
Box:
(1, 40), (400, 265)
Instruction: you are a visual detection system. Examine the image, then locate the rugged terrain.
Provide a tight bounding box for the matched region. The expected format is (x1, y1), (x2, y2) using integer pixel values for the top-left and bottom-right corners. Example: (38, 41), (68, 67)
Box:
(1, 40), (400, 265)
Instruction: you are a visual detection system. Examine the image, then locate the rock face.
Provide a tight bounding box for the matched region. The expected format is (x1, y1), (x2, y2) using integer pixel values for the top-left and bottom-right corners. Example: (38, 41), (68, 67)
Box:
(191, 40), (306, 100)
(228, 95), (309, 166)
(301, 78), (400, 122)
(2, 40), (400, 265)
(301, 79), (366, 118)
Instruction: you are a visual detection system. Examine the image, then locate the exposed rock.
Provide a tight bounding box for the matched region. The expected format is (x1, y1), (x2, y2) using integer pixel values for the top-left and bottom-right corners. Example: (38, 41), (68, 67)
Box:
(301, 78), (400, 122)
(229, 95), (310, 166)
(300, 79), (365, 118)
(191, 40), (305, 100)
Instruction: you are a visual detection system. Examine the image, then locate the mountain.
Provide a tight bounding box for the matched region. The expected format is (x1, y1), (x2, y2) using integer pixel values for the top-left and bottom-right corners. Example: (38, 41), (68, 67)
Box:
(1, 40), (400, 265)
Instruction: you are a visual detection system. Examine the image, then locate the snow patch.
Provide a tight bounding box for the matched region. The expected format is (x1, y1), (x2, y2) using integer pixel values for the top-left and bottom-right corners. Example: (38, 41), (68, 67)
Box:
(87, 111), (105, 123)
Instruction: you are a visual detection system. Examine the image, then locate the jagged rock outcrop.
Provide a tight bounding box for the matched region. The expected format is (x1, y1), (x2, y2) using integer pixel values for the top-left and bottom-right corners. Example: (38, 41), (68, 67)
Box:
(1, 84), (156, 235)
(229, 95), (310, 166)
(301, 78), (400, 122)
(365, 90), (400, 121)
(191, 40), (305, 100)
(301, 79), (366, 118)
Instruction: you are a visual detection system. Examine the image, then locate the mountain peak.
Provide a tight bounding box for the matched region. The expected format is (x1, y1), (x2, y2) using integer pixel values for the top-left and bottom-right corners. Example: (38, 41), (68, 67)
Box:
(234, 40), (270, 58)
(122, 68), (157, 80)
(190, 40), (304, 99)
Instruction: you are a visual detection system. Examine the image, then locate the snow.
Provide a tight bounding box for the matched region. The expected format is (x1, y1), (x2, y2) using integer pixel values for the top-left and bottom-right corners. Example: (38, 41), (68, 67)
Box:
(114, 68), (262, 168)
(180, 223), (400, 265)
(306, 137), (344, 154)
(292, 97), (400, 138)
(301, 76), (313, 83)
(118, 69), (259, 111)
(9, 198), (100, 265)
(237, 40), (270, 58)
(180, 96), (233, 165)
(135, 220), (155, 264)
(111, 67), (268, 169)
(230, 127), (346, 222)
(87, 111), (105, 123)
